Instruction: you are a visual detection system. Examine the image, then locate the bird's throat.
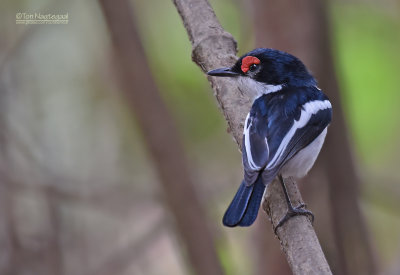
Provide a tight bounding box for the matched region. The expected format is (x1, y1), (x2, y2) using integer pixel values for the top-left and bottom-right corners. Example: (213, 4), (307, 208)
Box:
(238, 77), (283, 100)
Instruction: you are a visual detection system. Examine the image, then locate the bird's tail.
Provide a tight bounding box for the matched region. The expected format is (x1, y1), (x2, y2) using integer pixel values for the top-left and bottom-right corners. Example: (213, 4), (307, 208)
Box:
(222, 176), (265, 227)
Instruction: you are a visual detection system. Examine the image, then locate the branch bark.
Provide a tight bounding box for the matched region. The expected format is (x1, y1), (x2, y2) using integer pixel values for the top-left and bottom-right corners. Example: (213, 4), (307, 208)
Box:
(172, 0), (332, 274)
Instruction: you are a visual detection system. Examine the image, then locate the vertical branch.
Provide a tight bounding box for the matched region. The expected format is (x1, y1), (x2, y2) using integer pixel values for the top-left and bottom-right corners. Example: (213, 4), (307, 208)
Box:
(43, 188), (63, 275)
(97, 1), (224, 275)
(251, 0), (378, 274)
(172, 0), (332, 274)
(0, 85), (19, 275)
(0, 176), (19, 275)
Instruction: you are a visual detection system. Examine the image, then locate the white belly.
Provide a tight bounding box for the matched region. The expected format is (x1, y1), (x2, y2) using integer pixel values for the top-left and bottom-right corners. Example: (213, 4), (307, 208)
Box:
(280, 128), (327, 178)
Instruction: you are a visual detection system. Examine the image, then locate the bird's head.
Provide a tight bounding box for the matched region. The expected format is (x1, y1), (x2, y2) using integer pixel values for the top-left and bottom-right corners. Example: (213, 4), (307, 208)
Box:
(208, 48), (316, 95)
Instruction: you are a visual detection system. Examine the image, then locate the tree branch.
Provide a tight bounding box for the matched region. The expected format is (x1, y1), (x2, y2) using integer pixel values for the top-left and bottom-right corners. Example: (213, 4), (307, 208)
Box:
(98, 0), (224, 274)
(172, 0), (332, 274)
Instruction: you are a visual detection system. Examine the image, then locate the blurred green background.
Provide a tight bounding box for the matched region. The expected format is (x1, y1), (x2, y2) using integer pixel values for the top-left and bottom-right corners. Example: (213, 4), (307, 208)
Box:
(0, 0), (399, 274)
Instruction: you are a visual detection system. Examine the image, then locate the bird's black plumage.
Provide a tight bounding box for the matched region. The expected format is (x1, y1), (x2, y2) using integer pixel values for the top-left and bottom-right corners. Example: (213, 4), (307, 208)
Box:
(229, 48), (317, 87)
(208, 48), (332, 228)
(243, 86), (331, 185)
(223, 86), (331, 226)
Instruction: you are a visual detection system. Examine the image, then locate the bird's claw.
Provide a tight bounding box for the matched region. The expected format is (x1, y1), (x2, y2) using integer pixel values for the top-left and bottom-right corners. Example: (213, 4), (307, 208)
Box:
(297, 203), (307, 209)
(274, 205), (314, 234)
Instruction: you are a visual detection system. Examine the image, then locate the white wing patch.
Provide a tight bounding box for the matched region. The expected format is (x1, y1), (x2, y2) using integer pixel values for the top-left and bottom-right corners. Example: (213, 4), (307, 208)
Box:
(266, 100), (331, 169)
(244, 113), (261, 170)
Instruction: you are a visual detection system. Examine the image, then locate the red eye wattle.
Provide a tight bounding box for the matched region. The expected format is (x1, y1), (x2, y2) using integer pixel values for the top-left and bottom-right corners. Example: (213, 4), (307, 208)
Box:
(241, 56), (260, 73)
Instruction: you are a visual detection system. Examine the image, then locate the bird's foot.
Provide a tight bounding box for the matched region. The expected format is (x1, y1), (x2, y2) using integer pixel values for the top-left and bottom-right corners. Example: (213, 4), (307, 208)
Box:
(297, 203), (306, 209)
(274, 205), (314, 234)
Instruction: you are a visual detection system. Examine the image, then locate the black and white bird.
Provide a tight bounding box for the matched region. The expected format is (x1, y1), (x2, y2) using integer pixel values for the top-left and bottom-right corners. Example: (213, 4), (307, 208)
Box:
(207, 48), (332, 231)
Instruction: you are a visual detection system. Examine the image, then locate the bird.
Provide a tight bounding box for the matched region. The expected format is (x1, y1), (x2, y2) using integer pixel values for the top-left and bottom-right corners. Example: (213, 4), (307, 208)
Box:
(207, 48), (332, 232)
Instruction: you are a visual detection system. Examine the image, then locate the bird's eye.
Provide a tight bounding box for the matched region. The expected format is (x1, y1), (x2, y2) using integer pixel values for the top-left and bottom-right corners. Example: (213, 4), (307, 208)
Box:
(241, 56), (261, 73)
(249, 64), (258, 72)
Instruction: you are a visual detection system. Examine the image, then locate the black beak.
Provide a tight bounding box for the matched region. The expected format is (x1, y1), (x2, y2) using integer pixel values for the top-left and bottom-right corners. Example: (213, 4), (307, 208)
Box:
(207, 67), (240, 77)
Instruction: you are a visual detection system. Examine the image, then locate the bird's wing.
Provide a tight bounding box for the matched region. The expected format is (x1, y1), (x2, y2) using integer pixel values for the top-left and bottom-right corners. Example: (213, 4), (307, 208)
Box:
(242, 86), (332, 186)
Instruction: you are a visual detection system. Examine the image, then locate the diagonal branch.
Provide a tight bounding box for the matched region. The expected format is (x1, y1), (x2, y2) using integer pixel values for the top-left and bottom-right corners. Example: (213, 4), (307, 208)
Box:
(98, 0), (224, 274)
(172, 0), (332, 274)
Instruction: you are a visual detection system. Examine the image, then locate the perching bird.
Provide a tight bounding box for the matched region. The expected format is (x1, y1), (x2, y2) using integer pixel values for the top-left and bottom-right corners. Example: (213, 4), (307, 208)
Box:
(207, 48), (332, 231)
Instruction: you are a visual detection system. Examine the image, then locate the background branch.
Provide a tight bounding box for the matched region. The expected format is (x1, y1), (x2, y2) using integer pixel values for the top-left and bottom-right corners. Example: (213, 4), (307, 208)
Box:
(98, 0), (224, 274)
(251, 0), (378, 273)
(172, 0), (332, 274)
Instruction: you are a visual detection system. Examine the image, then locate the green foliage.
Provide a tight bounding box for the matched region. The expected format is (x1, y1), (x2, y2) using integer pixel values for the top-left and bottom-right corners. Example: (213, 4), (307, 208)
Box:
(332, 4), (400, 166)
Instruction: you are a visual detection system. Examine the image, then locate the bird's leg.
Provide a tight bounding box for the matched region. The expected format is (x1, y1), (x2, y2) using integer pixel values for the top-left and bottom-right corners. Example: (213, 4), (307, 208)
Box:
(274, 175), (314, 234)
